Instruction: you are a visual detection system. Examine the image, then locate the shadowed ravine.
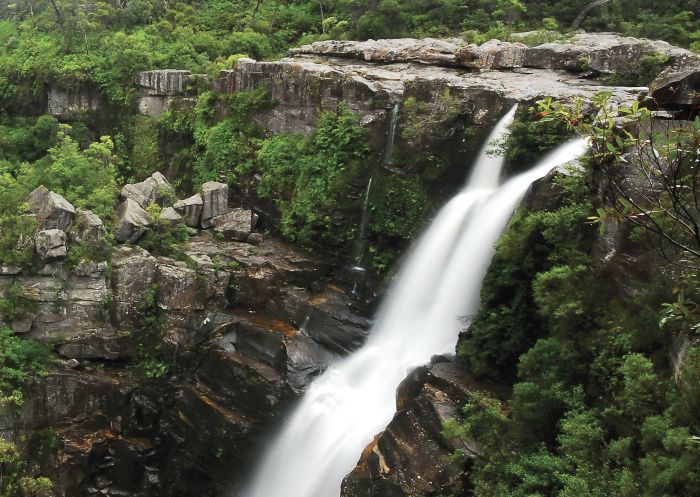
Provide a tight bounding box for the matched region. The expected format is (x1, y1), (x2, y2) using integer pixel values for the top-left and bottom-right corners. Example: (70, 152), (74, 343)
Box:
(241, 106), (588, 497)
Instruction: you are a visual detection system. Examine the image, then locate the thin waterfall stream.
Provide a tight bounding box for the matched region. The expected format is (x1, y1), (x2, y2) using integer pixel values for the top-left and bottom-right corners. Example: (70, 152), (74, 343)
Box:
(241, 105), (588, 497)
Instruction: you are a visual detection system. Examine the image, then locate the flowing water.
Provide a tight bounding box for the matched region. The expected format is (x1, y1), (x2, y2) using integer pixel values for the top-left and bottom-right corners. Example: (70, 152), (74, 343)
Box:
(242, 105), (587, 497)
(383, 102), (401, 168)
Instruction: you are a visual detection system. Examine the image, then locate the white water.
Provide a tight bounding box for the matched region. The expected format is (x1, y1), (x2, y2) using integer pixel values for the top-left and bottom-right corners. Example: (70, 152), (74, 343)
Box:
(382, 102), (400, 167)
(242, 105), (587, 497)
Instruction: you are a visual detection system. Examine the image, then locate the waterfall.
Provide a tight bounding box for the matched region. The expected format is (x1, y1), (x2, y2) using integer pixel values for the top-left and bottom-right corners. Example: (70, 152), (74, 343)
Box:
(241, 105), (587, 497)
(383, 102), (400, 168)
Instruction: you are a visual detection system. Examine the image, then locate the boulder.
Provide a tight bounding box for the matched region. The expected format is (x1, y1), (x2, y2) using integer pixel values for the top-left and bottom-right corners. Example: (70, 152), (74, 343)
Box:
(67, 209), (107, 248)
(159, 206), (184, 225)
(114, 198), (152, 244)
(201, 182), (231, 228)
(35, 229), (67, 261)
(121, 172), (176, 209)
(173, 193), (204, 227)
(27, 186), (76, 230)
(211, 208), (258, 241)
(246, 232), (264, 246)
(650, 55), (700, 109)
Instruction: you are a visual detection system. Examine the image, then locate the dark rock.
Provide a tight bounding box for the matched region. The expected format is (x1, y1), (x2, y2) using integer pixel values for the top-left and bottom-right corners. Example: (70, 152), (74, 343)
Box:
(341, 360), (475, 497)
(650, 54), (700, 109)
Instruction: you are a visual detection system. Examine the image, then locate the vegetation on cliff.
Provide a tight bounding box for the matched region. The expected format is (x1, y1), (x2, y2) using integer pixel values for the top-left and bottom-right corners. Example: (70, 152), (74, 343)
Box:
(451, 99), (700, 497)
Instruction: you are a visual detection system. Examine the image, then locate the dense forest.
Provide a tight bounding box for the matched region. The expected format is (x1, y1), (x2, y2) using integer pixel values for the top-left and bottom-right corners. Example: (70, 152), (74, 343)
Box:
(0, 1), (698, 497)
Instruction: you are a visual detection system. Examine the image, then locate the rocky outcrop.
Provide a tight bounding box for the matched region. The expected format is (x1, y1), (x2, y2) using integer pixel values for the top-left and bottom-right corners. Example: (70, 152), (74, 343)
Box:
(341, 359), (477, 497)
(293, 33), (691, 75)
(134, 70), (195, 118)
(201, 181), (231, 228)
(114, 198), (152, 243)
(221, 36), (645, 142)
(28, 186), (76, 231)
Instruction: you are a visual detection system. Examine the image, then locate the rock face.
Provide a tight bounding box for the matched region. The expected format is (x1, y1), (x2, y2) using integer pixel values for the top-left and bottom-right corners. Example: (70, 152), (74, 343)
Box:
(134, 70), (194, 117)
(219, 35), (648, 143)
(201, 181), (231, 228)
(47, 86), (101, 117)
(27, 186), (76, 230)
(173, 193), (203, 227)
(341, 359), (476, 497)
(35, 229), (67, 261)
(114, 198), (152, 243)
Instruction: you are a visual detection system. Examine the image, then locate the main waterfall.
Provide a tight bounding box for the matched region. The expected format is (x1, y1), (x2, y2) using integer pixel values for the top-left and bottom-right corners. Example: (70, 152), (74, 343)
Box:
(242, 106), (587, 497)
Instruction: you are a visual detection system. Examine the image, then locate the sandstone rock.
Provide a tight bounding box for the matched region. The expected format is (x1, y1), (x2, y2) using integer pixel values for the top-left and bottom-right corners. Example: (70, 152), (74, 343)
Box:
(174, 193), (204, 227)
(159, 206), (183, 225)
(134, 70), (191, 95)
(27, 186), (76, 230)
(67, 209), (107, 248)
(211, 208), (257, 241)
(201, 182), (231, 228)
(114, 199), (152, 244)
(35, 229), (68, 261)
(650, 55), (700, 109)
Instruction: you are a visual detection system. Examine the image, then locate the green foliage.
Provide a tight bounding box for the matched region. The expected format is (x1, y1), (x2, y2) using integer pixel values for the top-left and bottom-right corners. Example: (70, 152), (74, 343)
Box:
(0, 437), (54, 497)
(256, 106), (371, 247)
(604, 53), (670, 87)
(367, 172), (427, 273)
(0, 327), (49, 407)
(17, 124), (119, 220)
(504, 103), (573, 168)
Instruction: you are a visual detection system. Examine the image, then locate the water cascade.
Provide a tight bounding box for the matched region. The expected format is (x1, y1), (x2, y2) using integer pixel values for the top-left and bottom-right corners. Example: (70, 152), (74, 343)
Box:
(242, 105), (587, 497)
(382, 102), (401, 168)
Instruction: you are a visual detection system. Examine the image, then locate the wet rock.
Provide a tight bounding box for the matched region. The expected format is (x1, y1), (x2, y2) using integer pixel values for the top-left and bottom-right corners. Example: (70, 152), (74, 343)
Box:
(114, 199), (152, 244)
(27, 186), (76, 230)
(68, 209), (107, 248)
(211, 208), (258, 241)
(173, 193), (203, 227)
(201, 182), (231, 228)
(341, 360), (475, 497)
(35, 229), (68, 261)
(301, 287), (372, 354)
